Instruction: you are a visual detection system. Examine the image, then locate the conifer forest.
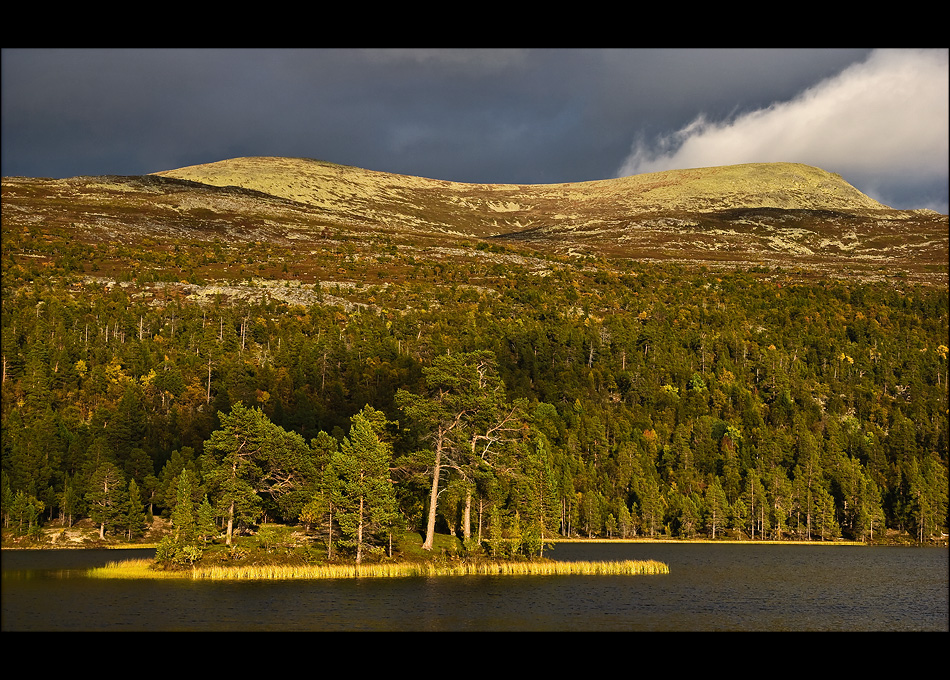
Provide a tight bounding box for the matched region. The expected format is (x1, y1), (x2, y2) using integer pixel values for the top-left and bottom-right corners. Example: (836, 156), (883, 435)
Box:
(2, 203), (948, 558)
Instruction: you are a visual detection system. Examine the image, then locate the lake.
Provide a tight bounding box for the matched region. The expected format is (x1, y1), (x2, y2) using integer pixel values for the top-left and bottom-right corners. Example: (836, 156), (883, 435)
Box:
(2, 542), (946, 631)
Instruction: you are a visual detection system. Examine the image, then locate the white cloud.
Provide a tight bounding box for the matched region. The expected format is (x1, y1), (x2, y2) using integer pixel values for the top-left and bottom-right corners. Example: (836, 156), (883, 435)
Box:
(617, 49), (949, 207)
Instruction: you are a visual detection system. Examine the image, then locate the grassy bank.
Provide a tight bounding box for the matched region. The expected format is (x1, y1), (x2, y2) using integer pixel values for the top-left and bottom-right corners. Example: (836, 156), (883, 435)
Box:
(88, 558), (670, 581)
(552, 538), (866, 545)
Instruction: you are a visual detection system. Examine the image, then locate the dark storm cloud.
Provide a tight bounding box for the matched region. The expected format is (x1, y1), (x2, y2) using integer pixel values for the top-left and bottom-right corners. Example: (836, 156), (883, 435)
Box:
(2, 48), (946, 212)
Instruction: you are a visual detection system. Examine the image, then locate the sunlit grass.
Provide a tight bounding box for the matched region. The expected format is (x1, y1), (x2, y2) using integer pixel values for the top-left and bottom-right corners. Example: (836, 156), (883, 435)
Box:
(88, 558), (670, 581)
(194, 559), (670, 580)
(88, 559), (189, 579)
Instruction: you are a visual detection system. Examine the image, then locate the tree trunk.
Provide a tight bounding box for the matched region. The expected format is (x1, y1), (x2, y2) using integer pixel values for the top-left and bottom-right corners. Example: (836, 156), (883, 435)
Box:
(463, 489), (472, 542)
(226, 500), (234, 546)
(356, 495), (364, 564)
(327, 503), (334, 560)
(423, 433), (444, 551)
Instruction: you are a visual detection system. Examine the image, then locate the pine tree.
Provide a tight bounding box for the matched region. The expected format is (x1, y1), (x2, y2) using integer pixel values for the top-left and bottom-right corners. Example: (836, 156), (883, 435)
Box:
(704, 476), (729, 539)
(124, 478), (147, 540)
(170, 469), (199, 546)
(395, 350), (516, 550)
(196, 495), (218, 545)
(156, 469), (203, 565)
(519, 434), (560, 556)
(856, 473), (886, 542)
(618, 503), (633, 538)
(86, 461), (127, 539)
(60, 473), (81, 528)
(637, 472), (663, 538)
(487, 504), (504, 558)
(813, 482), (840, 541)
(330, 407), (398, 563)
(201, 403), (312, 545)
(9, 489), (45, 537)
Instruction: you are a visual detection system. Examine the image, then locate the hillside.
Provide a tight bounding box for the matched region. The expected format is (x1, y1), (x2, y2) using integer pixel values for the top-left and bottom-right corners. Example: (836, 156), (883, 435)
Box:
(152, 157), (946, 276)
(152, 156), (892, 217)
(2, 157), (947, 549)
(3, 157), (946, 291)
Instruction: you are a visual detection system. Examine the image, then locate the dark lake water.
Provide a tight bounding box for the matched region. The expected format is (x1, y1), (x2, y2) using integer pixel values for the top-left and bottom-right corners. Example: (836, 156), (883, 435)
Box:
(2, 542), (947, 631)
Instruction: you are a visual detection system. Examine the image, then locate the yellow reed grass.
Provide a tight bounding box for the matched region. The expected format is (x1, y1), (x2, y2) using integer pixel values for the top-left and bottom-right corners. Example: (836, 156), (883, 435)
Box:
(194, 559), (669, 580)
(88, 558), (192, 579)
(88, 558), (669, 581)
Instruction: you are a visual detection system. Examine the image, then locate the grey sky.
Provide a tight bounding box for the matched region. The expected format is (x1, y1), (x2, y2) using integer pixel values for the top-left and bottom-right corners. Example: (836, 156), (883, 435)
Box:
(2, 48), (947, 212)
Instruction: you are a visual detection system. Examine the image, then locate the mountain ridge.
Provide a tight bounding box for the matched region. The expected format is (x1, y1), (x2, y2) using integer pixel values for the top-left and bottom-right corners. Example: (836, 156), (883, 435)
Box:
(151, 157), (896, 230)
(3, 156), (946, 286)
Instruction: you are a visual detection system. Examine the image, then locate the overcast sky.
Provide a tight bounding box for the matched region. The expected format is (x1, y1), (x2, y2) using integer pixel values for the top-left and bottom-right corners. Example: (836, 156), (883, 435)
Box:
(2, 48), (947, 213)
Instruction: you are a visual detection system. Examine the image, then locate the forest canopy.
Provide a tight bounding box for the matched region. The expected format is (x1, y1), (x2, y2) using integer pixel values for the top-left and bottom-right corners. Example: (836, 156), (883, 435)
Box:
(2, 250), (948, 554)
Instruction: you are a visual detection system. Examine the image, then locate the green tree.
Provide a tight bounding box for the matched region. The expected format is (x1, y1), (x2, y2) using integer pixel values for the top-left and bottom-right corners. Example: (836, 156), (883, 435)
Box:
(169, 469), (199, 546)
(124, 478), (147, 540)
(156, 469), (203, 565)
(60, 473), (82, 528)
(580, 490), (604, 538)
(487, 503), (505, 558)
(618, 502), (634, 538)
(329, 406), (398, 563)
(519, 434), (560, 556)
(202, 403), (312, 545)
(855, 472), (886, 542)
(704, 475), (729, 539)
(396, 350), (513, 551)
(741, 468), (767, 540)
(905, 453), (949, 544)
(9, 489), (45, 537)
(86, 461), (127, 539)
(813, 482), (840, 541)
(299, 431), (341, 559)
(196, 495), (218, 545)
(636, 472), (664, 537)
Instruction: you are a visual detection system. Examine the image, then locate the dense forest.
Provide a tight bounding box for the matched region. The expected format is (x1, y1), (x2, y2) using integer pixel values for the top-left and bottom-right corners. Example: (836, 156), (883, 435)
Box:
(2, 236), (948, 559)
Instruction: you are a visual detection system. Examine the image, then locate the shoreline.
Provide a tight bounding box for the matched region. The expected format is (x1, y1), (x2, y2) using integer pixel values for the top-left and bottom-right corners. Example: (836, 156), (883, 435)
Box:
(551, 538), (867, 546)
(11, 537), (943, 551)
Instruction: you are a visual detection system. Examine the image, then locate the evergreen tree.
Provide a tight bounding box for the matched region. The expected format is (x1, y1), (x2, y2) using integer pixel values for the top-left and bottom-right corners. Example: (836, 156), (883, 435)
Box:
(855, 473), (887, 542)
(59, 473), (82, 528)
(156, 469), (203, 565)
(169, 469), (199, 546)
(519, 434), (560, 556)
(396, 350), (515, 550)
(704, 476), (729, 539)
(580, 490), (603, 538)
(330, 406), (398, 563)
(196, 495), (218, 545)
(618, 502), (634, 538)
(9, 489), (44, 537)
(487, 503), (504, 558)
(637, 472), (664, 537)
(731, 496), (748, 539)
(124, 478), (147, 540)
(86, 461), (126, 539)
(201, 402), (312, 545)
(741, 468), (768, 540)
(813, 482), (840, 541)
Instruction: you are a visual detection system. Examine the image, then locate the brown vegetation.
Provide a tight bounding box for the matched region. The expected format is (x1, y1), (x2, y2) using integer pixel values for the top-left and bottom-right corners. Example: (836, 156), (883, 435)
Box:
(3, 158), (946, 292)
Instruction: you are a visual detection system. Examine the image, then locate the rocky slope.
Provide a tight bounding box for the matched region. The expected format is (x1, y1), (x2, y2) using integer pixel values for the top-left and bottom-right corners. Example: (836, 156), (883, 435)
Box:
(154, 156), (890, 218)
(3, 157), (947, 288)
(152, 157), (947, 276)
